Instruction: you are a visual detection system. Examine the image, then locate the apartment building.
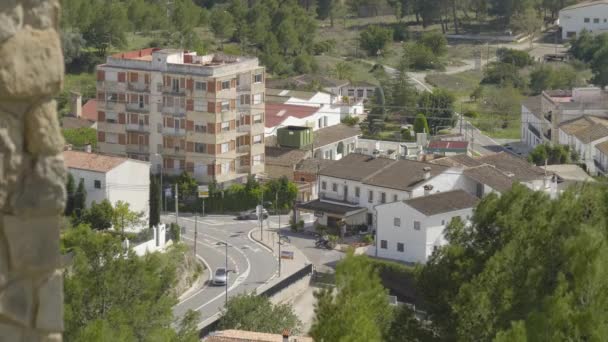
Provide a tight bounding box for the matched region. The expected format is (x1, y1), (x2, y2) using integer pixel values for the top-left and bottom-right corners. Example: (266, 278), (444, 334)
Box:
(96, 48), (266, 185)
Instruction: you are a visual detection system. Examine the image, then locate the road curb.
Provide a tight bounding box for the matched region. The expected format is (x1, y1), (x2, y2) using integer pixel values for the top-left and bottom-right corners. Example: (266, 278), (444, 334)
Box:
(248, 227), (274, 255)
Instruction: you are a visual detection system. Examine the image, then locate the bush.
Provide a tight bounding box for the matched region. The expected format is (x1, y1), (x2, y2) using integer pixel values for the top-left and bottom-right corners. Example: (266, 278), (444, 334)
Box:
(392, 24), (409, 42)
(293, 54), (318, 74)
(482, 62), (526, 88)
(169, 223), (181, 242)
(463, 110), (479, 118)
(418, 30), (447, 56)
(362, 234), (374, 244)
(341, 115), (360, 126)
(496, 48), (533, 67)
(313, 39), (336, 55)
(359, 25), (393, 56)
(406, 43), (440, 70)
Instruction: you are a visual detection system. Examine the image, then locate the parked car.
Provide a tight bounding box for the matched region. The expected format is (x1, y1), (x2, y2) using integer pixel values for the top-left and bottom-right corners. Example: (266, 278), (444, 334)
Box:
(236, 209), (269, 220)
(212, 267), (228, 286)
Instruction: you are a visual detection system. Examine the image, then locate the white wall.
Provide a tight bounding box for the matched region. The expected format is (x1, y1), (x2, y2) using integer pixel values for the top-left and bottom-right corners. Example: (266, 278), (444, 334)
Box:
(106, 159), (150, 218)
(67, 168), (108, 210)
(314, 136), (358, 161)
(560, 4), (608, 39)
(558, 127), (608, 175)
(376, 201), (474, 263)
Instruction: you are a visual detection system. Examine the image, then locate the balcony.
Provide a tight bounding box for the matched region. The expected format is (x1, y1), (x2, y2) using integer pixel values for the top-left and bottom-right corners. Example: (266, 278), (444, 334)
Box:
(164, 146), (186, 157)
(126, 123), (149, 133)
(163, 127), (186, 136)
(237, 124), (251, 133)
(128, 82), (149, 92)
(161, 106), (186, 117)
(319, 192), (360, 207)
(101, 101), (118, 110)
(237, 165), (251, 174)
(544, 112), (552, 122)
(126, 144), (149, 154)
(237, 145), (250, 153)
(126, 102), (149, 113)
(162, 86), (186, 96)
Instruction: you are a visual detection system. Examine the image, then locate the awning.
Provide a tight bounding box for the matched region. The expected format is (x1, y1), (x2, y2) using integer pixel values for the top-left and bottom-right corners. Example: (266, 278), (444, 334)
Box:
(297, 199), (367, 218)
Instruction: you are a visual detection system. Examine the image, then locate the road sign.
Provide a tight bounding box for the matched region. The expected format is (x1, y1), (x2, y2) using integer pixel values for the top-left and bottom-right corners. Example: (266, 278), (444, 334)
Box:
(164, 188), (172, 197)
(280, 250), (294, 260)
(198, 185), (209, 198)
(256, 205), (263, 217)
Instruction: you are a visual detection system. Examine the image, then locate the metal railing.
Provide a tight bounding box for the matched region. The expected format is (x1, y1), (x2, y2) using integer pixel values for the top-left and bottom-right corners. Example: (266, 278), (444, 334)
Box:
(237, 145), (250, 153)
(126, 124), (149, 132)
(127, 83), (149, 92)
(126, 103), (149, 112)
(320, 192), (360, 206)
(237, 124), (251, 133)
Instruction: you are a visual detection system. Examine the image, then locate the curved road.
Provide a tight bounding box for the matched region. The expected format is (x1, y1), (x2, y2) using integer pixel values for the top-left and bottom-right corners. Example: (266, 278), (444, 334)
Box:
(162, 214), (278, 327)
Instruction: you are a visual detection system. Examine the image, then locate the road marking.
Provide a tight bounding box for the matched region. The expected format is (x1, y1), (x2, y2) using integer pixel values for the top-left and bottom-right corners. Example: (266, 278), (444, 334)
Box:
(242, 245), (260, 253)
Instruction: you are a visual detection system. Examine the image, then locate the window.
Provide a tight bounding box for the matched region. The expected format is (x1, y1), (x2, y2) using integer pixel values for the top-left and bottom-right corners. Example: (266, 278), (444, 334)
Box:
(195, 124), (206, 133)
(253, 154), (264, 165)
(381, 192), (386, 203)
(348, 89), (355, 97)
(221, 101), (230, 111)
(397, 243), (404, 252)
(105, 71), (117, 81)
(368, 190), (374, 203)
(221, 121), (230, 132)
(332, 183), (337, 192)
(357, 89), (364, 97)
(321, 181), (327, 190)
(323, 116), (328, 127)
(380, 240), (387, 249)
(253, 114), (263, 124)
(221, 143), (229, 153)
(594, 18), (600, 23)
(221, 80), (230, 90)
(318, 118), (323, 128)
(441, 219), (445, 225)
(394, 217), (401, 227)
(195, 81), (206, 91)
(254, 73), (263, 83)
(355, 187), (360, 197)
(393, 194), (398, 202)
(239, 94), (250, 105)
(194, 99), (205, 112)
(105, 132), (118, 144)
(413, 221), (420, 230)
(94, 180), (101, 189)
(195, 143), (206, 153)
(221, 162), (230, 174)
(172, 78), (180, 92)
(584, 17), (590, 23)
(253, 93), (263, 104)
(105, 112), (118, 123)
(253, 134), (263, 144)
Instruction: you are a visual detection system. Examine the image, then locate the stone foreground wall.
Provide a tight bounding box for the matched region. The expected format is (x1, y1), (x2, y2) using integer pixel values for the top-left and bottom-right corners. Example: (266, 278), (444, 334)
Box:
(0, 0), (66, 341)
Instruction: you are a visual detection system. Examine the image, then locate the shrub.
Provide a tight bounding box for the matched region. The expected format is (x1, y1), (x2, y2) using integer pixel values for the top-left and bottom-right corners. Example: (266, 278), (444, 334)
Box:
(341, 115), (360, 126)
(359, 25), (393, 56)
(392, 24), (409, 42)
(169, 223), (181, 242)
(405, 43), (440, 70)
(418, 30), (447, 56)
(362, 234), (374, 244)
(463, 110), (479, 118)
(496, 48), (533, 67)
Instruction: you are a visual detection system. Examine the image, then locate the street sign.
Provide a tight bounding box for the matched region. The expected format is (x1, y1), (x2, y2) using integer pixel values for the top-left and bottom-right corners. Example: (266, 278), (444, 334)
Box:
(280, 250), (294, 260)
(198, 185), (209, 198)
(256, 205), (263, 217)
(164, 188), (172, 197)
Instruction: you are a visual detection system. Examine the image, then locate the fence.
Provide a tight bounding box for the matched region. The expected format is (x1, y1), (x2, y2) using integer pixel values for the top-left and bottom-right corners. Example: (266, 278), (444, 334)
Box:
(198, 263), (314, 338)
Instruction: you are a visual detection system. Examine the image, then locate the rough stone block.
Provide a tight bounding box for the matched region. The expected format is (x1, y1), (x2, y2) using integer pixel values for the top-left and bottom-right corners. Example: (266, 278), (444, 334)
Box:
(0, 112), (24, 211)
(0, 28), (63, 99)
(0, 1), (23, 44)
(39, 333), (62, 342)
(0, 321), (23, 342)
(0, 279), (33, 327)
(23, 0), (59, 31)
(11, 155), (66, 216)
(35, 271), (63, 332)
(0, 237), (8, 288)
(2, 215), (60, 273)
(25, 100), (64, 155)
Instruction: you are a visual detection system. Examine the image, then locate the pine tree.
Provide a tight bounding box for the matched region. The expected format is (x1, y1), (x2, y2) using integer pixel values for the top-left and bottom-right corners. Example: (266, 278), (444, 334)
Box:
(149, 175), (160, 227)
(65, 173), (76, 216)
(414, 113), (430, 134)
(74, 178), (87, 218)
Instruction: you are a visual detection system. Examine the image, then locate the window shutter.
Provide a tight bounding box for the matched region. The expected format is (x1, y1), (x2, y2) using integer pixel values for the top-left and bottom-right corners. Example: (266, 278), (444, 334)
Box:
(245, 135), (250, 145)
(118, 93), (125, 103)
(180, 139), (185, 150)
(207, 102), (215, 113)
(216, 144), (221, 154)
(144, 95), (149, 104)
(231, 79), (236, 88)
(144, 135), (149, 145)
(187, 142), (194, 152)
(180, 119), (185, 129)
(186, 162), (194, 172)
(208, 123), (216, 134)
(208, 80), (216, 93)
(118, 113), (125, 124)
(97, 92), (105, 101)
(229, 141), (235, 150)
(98, 131), (105, 142)
(230, 161), (235, 171)
(96, 70), (105, 81)
(167, 158), (174, 169)
(118, 72), (126, 83)
(180, 78), (185, 89)
(207, 164), (214, 175)
(118, 134), (126, 145)
(216, 103), (221, 113)
(164, 76), (170, 86)
(144, 115), (149, 125)
(167, 117), (174, 128)
(186, 99), (193, 111)
(216, 81), (221, 91)
(186, 120), (194, 131)
(98, 111), (105, 122)
(245, 115), (251, 124)
(130, 113), (138, 124)
(230, 99), (236, 110)
(144, 74), (149, 84)
(209, 144), (216, 155)
(186, 78), (193, 90)
(130, 72), (138, 82)
(216, 123), (221, 133)
(215, 164), (221, 175)
(230, 120), (236, 130)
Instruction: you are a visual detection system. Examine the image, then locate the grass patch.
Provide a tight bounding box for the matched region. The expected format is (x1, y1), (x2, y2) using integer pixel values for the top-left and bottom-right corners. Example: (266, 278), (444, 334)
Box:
(426, 70), (483, 98)
(314, 55), (380, 84)
(462, 101), (521, 140)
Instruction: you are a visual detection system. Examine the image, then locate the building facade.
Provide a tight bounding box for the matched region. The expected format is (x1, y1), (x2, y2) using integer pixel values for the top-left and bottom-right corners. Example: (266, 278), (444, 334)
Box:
(96, 48), (266, 185)
(559, 0), (608, 40)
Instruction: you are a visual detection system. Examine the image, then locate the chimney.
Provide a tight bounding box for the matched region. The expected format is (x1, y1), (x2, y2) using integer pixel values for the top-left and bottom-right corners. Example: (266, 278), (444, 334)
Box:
(423, 166), (431, 180)
(70, 91), (82, 118)
(84, 143), (92, 153)
(282, 329), (290, 342)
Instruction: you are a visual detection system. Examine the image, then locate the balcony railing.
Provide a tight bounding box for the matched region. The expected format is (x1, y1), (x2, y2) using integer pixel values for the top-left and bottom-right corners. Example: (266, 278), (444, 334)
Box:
(319, 192), (360, 206)
(164, 147), (185, 157)
(237, 124), (251, 133)
(161, 106), (186, 117)
(126, 123), (149, 132)
(544, 128), (552, 140)
(128, 83), (149, 92)
(126, 144), (149, 154)
(102, 101), (118, 110)
(237, 165), (251, 173)
(237, 145), (250, 153)
(126, 103), (149, 112)
(163, 127), (186, 136)
(162, 86), (186, 96)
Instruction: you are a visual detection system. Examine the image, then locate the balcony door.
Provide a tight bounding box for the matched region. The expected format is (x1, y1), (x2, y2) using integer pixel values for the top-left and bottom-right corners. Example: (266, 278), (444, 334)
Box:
(343, 185), (348, 201)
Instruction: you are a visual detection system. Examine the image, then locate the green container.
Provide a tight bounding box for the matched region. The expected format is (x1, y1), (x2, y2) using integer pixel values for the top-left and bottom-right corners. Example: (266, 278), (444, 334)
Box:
(277, 126), (313, 148)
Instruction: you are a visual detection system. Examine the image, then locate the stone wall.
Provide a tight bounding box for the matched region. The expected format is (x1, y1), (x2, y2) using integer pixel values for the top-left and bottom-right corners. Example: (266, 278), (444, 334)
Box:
(0, 0), (66, 341)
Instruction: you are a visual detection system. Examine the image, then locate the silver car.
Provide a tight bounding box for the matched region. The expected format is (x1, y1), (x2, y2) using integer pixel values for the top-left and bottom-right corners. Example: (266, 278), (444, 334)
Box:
(212, 267), (227, 286)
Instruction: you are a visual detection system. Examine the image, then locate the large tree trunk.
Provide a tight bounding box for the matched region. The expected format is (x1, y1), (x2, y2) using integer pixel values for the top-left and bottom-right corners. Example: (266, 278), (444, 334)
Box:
(452, 0), (459, 34)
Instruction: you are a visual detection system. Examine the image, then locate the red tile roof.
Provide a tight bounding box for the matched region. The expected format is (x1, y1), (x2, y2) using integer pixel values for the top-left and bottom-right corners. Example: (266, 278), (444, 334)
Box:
(63, 150), (128, 173)
(265, 103), (318, 128)
(427, 140), (469, 149)
(81, 99), (98, 121)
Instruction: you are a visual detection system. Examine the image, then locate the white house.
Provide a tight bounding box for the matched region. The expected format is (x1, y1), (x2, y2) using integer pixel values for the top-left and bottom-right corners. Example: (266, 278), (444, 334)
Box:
(266, 88), (364, 120)
(265, 102), (341, 136)
(63, 150), (150, 219)
(559, 0), (608, 40)
(595, 141), (608, 174)
(375, 190), (478, 264)
(557, 115), (608, 174)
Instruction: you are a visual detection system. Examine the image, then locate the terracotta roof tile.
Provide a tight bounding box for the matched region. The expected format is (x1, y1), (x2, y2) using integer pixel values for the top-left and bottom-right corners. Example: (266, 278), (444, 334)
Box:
(265, 103), (319, 128)
(81, 99), (98, 121)
(63, 150), (128, 173)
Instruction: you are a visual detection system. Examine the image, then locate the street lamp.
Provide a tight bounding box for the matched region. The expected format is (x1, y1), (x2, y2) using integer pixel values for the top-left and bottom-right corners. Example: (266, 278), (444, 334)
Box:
(216, 241), (230, 305)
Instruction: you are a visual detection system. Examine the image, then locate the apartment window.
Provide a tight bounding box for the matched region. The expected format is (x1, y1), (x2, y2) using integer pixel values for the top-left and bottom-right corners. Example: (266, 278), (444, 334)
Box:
(195, 143), (206, 153)
(172, 78), (180, 92)
(253, 134), (263, 144)
(105, 132), (118, 144)
(348, 89), (355, 97)
(594, 18), (600, 23)
(397, 243), (404, 252)
(381, 192), (386, 203)
(254, 73), (263, 83)
(253, 93), (263, 104)
(221, 121), (230, 132)
(194, 162), (207, 175)
(380, 240), (387, 249)
(368, 190), (374, 203)
(105, 112), (118, 123)
(357, 89), (364, 97)
(239, 94), (251, 105)
(318, 118), (323, 128)
(221, 80), (230, 90)
(394, 217), (401, 227)
(584, 17), (590, 23)
(321, 181), (327, 190)
(94, 180), (101, 189)
(195, 81), (206, 91)
(221, 162), (230, 174)
(194, 99), (205, 112)
(221, 101), (230, 111)
(332, 183), (337, 192)
(413, 221), (421, 230)
(253, 114), (263, 124)
(221, 143), (229, 153)
(165, 96), (174, 107)
(355, 186), (360, 197)
(105, 71), (117, 81)
(253, 154), (264, 165)
(393, 194), (398, 202)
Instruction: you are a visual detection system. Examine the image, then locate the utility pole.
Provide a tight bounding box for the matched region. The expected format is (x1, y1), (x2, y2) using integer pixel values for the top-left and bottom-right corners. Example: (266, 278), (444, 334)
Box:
(175, 183), (178, 227)
(276, 191), (281, 277)
(259, 191), (264, 241)
(225, 241), (228, 305)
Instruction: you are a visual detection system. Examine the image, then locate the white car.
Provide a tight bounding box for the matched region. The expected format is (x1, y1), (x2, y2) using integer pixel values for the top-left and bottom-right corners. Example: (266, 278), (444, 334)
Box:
(212, 267), (227, 286)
